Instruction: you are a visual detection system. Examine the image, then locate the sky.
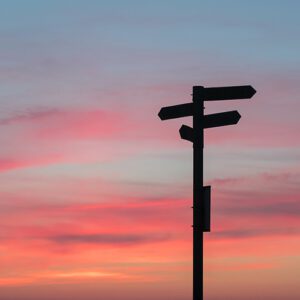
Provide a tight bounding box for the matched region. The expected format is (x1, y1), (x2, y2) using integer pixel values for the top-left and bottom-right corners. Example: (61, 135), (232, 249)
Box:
(0, 1), (300, 299)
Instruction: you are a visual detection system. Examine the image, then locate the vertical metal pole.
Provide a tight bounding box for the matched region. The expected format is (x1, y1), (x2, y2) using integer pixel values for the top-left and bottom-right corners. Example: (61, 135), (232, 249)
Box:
(193, 86), (204, 300)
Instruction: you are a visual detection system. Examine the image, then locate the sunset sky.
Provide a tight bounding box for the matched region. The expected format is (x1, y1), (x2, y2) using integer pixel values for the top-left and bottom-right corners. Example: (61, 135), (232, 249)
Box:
(0, 1), (300, 299)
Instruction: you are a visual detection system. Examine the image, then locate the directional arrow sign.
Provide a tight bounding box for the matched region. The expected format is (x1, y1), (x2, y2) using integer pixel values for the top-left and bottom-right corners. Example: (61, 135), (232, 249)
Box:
(179, 125), (194, 142)
(204, 110), (241, 129)
(194, 85), (256, 101)
(158, 103), (193, 120)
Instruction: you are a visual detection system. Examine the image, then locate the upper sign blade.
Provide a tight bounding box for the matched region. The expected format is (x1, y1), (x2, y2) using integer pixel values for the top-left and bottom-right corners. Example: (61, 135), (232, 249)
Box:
(158, 103), (194, 120)
(194, 85), (256, 101)
(204, 110), (241, 128)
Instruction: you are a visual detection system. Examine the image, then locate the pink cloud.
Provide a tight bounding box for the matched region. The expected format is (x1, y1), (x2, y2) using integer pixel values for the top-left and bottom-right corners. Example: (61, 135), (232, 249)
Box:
(1, 185), (299, 292)
(32, 109), (129, 140)
(0, 154), (64, 172)
(0, 107), (143, 172)
(0, 108), (60, 125)
(204, 120), (300, 147)
(0, 108), (130, 140)
(0, 197), (190, 238)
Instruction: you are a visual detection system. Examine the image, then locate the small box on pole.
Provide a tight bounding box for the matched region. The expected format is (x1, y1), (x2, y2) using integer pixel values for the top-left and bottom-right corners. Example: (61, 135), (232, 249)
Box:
(203, 186), (211, 232)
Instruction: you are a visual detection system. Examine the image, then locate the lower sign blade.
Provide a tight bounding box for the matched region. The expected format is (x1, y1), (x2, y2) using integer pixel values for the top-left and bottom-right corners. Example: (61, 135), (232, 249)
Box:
(204, 110), (241, 129)
(179, 125), (194, 142)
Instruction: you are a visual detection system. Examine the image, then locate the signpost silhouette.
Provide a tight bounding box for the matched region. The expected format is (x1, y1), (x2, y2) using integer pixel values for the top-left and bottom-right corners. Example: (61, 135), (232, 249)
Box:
(158, 85), (256, 300)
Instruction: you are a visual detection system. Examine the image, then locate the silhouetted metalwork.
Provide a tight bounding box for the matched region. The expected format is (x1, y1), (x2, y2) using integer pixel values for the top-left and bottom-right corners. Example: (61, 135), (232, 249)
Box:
(179, 125), (194, 142)
(203, 110), (241, 128)
(158, 102), (194, 120)
(158, 84), (256, 300)
(193, 85), (256, 101)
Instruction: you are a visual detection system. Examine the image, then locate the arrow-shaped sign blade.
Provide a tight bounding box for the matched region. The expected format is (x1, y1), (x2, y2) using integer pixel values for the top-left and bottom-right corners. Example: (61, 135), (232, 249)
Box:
(158, 103), (194, 120)
(194, 85), (256, 101)
(204, 110), (241, 129)
(179, 125), (194, 142)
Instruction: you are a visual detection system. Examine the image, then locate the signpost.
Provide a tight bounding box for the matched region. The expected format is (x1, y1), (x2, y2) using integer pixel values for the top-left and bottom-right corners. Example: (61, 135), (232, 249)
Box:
(158, 85), (256, 300)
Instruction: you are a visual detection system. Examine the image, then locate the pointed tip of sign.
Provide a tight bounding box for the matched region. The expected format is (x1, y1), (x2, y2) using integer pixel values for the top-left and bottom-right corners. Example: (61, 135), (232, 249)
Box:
(158, 109), (165, 120)
(179, 124), (194, 142)
(179, 124), (186, 138)
(234, 111), (242, 124)
(231, 110), (241, 124)
(249, 86), (256, 97)
(179, 124), (191, 132)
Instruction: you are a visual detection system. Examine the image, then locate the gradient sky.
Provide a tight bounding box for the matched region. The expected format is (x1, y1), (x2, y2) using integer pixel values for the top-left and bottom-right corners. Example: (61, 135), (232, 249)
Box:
(0, 1), (300, 299)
